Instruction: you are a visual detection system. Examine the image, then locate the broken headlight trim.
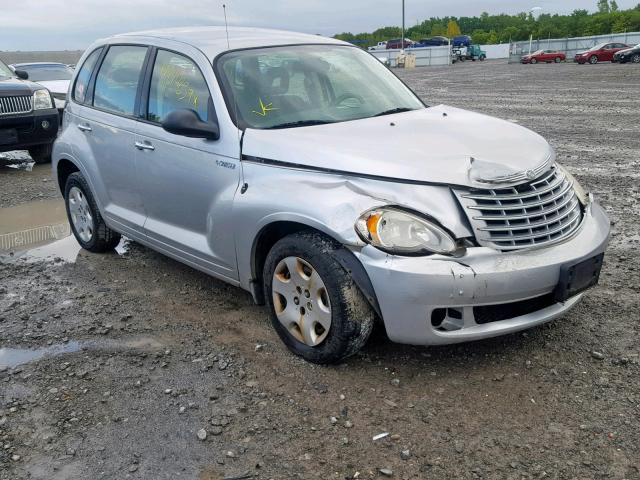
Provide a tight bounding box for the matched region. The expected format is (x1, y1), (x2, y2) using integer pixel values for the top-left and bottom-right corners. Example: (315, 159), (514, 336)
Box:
(355, 207), (457, 255)
(556, 163), (589, 205)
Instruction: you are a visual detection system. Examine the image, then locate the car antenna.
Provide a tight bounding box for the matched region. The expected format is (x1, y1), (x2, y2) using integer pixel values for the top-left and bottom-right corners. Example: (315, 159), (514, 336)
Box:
(223, 3), (248, 193)
(223, 4), (241, 143)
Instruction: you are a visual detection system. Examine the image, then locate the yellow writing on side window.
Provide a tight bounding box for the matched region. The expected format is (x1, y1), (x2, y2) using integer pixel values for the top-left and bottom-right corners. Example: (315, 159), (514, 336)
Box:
(157, 63), (199, 109)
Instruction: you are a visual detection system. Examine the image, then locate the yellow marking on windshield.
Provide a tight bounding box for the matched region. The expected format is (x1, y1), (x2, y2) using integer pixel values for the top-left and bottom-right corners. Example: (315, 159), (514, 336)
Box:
(252, 98), (277, 116)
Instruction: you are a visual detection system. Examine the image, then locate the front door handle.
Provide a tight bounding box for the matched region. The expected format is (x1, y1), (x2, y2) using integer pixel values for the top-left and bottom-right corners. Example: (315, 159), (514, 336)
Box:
(77, 123), (92, 132)
(135, 141), (155, 151)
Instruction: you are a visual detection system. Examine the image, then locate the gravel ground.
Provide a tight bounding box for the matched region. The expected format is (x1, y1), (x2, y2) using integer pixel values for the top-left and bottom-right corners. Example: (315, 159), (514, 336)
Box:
(1, 60), (639, 480)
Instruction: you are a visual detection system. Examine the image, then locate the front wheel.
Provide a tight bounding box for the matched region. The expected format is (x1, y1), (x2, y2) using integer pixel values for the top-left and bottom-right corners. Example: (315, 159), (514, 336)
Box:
(479, 55), (486, 61)
(554, 57), (561, 63)
(530, 58), (538, 64)
(64, 172), (121, 253)
(632, 54), (640, 64)
(28, 144), (52, 164)
(589, 55), (598, 64)
(263, 232), (375, 364)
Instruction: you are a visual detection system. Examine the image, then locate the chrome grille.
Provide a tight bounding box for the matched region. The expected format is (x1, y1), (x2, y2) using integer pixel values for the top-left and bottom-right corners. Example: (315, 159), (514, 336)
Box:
(0, 95), (33, 116)
(455, 166), (584, 251)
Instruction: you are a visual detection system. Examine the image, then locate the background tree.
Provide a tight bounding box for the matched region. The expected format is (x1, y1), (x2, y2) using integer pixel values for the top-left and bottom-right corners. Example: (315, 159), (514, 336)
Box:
(446, 20), (462, 37)
(336, 2), (640, 47)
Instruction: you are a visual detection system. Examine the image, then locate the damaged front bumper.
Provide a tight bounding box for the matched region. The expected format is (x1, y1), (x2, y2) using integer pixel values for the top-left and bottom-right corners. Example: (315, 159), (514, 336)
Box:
(353, 198), (610, 346)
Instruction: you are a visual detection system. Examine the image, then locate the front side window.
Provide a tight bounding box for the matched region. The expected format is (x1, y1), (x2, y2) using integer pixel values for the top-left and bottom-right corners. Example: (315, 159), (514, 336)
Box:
(216, 45), (424, 129)
(147, 50), (210, 123)
(73, 48), (102, 104)
(93, 45), (147, 116)
(19, 64), (73, 82)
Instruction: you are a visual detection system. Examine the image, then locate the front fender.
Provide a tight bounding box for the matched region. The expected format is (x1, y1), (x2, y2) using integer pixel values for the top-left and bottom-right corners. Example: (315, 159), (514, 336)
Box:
(233, 162), (473, 292)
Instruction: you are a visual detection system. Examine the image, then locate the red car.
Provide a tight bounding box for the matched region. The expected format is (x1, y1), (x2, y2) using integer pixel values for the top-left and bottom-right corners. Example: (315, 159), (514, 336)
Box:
(575, 42), (630, 64)
(521, 49), (566, 64)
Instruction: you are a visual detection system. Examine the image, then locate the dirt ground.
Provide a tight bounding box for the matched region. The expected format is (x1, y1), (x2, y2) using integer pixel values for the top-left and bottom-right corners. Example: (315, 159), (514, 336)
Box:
(1, 60), (639, 480)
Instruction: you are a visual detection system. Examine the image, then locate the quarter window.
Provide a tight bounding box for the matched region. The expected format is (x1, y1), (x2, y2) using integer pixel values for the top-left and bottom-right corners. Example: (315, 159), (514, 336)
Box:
(73, 48), (102, 104)
(93, 46), (147, 116)
(147, 50), (210, 123)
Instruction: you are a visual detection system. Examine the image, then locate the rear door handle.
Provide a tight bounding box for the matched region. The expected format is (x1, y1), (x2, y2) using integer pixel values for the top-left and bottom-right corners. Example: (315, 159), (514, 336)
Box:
(77, 123), (92, 132)
(135, 141), (155, 151)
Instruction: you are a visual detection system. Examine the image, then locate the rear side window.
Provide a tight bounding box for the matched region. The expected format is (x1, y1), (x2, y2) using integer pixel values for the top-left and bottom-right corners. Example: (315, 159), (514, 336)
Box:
(147, 50), (210, 123)
(73, 48), (102, 104)
(93, 45), (147, 116)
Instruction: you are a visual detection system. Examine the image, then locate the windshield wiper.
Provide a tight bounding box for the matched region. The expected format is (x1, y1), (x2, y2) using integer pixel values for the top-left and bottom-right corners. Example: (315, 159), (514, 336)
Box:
(373, 107), (413, 117)
(265, 120), (333, 130)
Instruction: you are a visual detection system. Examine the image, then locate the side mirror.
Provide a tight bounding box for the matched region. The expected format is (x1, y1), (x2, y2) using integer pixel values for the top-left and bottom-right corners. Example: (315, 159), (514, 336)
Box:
(15, 70), (29, 80)
(162, 109), (220, 140)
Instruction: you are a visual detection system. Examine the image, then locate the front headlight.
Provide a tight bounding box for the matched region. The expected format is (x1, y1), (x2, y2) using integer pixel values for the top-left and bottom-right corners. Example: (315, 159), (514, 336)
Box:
(33, 89), (53, 110)
(355, 207), (458, 255)
(557, 164), (589, 205)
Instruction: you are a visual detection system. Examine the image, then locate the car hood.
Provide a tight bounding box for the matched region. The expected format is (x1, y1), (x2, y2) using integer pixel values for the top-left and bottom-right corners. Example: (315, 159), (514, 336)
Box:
(242, 105), (555, 189)
(617, 46), (638, 55)
(0, 76), (43, 95)
(35, 79), (69, 95)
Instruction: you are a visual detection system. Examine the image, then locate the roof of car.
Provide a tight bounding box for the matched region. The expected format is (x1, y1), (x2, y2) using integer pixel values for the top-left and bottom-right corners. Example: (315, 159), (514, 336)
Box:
(112, 27), (347, 59)
(11, 62), (68, 67)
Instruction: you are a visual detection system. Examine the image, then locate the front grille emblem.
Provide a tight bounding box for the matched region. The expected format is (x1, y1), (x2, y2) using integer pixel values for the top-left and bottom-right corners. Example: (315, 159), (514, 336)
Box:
(525, 169), (537, 180)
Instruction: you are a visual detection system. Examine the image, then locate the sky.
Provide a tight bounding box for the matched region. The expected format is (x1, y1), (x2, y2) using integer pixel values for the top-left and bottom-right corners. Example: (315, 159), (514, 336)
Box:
(0, 0), (638, 51)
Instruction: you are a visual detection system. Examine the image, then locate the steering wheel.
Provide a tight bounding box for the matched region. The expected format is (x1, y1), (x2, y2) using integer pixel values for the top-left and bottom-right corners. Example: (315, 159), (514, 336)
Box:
(333, 93), (365, 108)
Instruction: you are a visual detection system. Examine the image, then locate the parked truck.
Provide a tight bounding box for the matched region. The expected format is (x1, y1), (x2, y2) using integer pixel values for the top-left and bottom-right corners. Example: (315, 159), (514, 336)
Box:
(452, 44), (486, 62)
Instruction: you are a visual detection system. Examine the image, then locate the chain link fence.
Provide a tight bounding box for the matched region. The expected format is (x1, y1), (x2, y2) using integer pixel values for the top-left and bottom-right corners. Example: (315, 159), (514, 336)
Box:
(509, 31), (640, 63)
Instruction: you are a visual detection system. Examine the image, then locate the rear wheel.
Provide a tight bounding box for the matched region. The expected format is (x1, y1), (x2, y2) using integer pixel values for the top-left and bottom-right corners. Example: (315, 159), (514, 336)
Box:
(28, 144), (52, 164)
(64, 172), (121, 253)
(263, 232), (375, 364)
(589, 55), (598, 64)
(632, 54), (640, 63)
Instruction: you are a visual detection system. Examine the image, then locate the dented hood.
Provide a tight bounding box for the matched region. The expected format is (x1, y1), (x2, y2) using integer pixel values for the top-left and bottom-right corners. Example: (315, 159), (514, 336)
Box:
(242, 105), (555, 188)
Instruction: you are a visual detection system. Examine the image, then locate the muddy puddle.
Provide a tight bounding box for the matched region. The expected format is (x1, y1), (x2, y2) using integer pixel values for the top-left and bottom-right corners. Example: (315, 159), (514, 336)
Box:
(0, 336), (164, 369)
(0, 198), (128, 262)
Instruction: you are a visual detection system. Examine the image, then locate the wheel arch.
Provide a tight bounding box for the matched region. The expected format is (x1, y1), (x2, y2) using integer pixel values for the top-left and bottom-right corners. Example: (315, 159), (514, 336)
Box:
(56, 157), (80, 194)
(249, 220), (382, 319)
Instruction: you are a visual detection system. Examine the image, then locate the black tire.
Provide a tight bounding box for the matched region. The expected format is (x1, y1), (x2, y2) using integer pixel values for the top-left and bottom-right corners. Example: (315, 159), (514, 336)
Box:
(28, 144), (52, 164)
(589, 55), (598, 64)
(554, 57), (561, 63)
(632, 54), (640, 64)
(530, 58), (537, 64)
(263, 231), (375, 364)
(64, 172), (121, 253)
(479, 55), (486, 61)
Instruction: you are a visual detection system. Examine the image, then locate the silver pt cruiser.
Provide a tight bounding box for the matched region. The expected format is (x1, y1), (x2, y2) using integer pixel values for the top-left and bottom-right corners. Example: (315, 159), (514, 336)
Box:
(53, 27), (610, 363)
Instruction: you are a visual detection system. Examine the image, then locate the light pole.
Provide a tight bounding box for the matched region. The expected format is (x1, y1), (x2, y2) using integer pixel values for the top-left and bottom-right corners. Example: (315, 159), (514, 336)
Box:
(401, 0), (405, 53)
(529, 7), (542, 53)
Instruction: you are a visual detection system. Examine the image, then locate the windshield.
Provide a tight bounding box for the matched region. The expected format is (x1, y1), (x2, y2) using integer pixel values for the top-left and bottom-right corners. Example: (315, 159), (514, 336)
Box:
(216, 45), (424, 129)
(0, 60), (14, 78)
(589, 43), (607, 51)
(531, 50), (543, 55)
(18, 64), (73, 82)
